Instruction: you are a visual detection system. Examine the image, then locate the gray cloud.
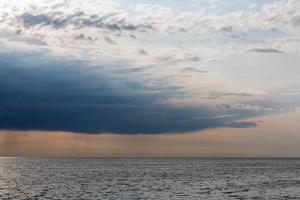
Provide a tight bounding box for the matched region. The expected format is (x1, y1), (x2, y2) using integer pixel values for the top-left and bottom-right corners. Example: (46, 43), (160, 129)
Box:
(74, 34), (95, 41)
(129, 34), (137, 39)
(0, 50), (268, 134)
(138, 49), (147, 56)
(219, 26), (233, 33)
(155, 55), (201, 66)
(18, 11), (155, 33)
(182, 67), (208, 74)
(186, 56), (200, 62)
(227, 121), (259, 128)
(207, 92), (254, 100)
(104, 36), (116, 45)
(220, 103), (263, 111)
(292, 15), (300, 25)
(246, 48), (285, 54)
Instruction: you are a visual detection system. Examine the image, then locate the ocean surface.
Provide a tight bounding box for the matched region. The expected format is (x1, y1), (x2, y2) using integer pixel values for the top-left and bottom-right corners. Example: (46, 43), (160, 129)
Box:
(0, 158), (300, 200)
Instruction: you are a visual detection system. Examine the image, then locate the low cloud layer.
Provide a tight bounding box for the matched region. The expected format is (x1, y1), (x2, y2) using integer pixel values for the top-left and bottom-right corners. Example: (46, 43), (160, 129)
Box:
(0, 51), (272, 134)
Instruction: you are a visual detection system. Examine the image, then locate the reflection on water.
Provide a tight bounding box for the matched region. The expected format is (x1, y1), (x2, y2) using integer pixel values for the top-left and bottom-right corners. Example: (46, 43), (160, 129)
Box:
(0, 158), (300, 199)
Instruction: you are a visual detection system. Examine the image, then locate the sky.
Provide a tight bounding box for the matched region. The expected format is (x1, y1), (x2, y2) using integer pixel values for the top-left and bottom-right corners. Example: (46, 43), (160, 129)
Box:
(0, 0), (300, 157)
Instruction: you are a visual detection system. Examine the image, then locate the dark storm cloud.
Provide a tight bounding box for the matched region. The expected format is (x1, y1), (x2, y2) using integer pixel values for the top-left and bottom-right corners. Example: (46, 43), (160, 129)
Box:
(18, 11), (155, 33)
(246, 48), (285, 54)
(0, 51), (268, 134)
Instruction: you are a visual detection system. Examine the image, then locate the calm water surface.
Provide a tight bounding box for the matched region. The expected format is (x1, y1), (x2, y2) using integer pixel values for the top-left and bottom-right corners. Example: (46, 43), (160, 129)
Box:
(0, 158), (300, 199)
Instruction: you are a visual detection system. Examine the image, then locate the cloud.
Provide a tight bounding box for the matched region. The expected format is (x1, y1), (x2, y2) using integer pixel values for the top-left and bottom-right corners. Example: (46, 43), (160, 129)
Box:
(186, 56), (201, 62)
(0, 0), (299, 135)
(0, 50), (270, 134)
(182, 67), (208, 74)
(246, 48), (285, 54)
(74, 34), (95, 42)
(207, 92), (254, 100)
(1, 0), (300, 61)
(138, 49), (147, 56)
(154, 55), (201, 66)
(219, 26), (234, 34)
(220, 103), (263, 112)
(18, 11), (155, 33)
(20, 12), (73, 29)
(104, 36), (116, 45)
(227, 121), (259, 128)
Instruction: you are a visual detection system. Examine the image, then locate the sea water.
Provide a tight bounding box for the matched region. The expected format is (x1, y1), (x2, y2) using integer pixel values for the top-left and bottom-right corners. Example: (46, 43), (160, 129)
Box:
(0, 158), (299, 199)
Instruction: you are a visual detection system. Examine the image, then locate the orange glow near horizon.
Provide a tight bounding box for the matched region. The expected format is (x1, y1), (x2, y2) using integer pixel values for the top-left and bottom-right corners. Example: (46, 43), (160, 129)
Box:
(1, 111), (300, 157)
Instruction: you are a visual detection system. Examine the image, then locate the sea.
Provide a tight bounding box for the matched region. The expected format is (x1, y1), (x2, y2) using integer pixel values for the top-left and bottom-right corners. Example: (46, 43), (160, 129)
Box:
(0, 158), (299, 200)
